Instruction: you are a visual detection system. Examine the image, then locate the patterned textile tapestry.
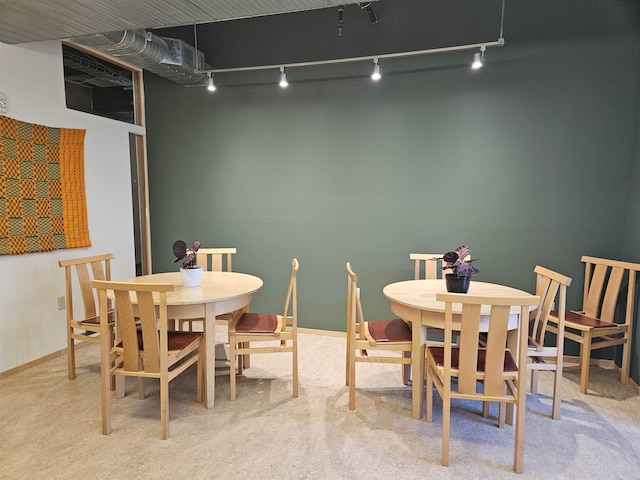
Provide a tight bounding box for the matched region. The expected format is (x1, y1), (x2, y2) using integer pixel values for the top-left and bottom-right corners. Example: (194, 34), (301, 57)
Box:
(0, 115), (91, 255)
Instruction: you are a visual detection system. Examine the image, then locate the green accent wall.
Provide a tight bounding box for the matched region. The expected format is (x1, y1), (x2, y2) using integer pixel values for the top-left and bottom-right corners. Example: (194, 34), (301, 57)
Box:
(145, 1), (640, 382)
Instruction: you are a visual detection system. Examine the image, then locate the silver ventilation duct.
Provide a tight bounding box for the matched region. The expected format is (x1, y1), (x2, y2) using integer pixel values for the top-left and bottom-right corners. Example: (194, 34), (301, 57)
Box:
(67, 29), (209, 87)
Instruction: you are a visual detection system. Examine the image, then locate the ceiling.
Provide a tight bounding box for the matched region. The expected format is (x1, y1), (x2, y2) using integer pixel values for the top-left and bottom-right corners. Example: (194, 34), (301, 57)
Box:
(0, 0), (371, 44)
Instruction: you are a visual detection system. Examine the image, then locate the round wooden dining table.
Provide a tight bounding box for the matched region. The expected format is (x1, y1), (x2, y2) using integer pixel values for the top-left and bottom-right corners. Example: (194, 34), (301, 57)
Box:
(383, 279), (536, 419)
(124, 271), (263, 408)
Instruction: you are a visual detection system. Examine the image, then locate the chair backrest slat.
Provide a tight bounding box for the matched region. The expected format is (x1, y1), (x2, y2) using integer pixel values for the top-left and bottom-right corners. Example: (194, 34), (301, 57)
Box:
(281, 258), (299, 331)
(530, 266), (571, 345)
(457, 303), (482, 394)
(482, 304), (510, 397)
(410, 253), (443, 280)
(196, 247), (236, 272)
(346, 262), (365, 341)
(114, 289), (142, 372)
(137, 290), (161, 373)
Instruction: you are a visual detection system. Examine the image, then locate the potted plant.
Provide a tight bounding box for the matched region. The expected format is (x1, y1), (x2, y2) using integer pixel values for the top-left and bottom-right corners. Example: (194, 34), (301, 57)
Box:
(438, 245), (479, 293)
(172, 240), (203, 287)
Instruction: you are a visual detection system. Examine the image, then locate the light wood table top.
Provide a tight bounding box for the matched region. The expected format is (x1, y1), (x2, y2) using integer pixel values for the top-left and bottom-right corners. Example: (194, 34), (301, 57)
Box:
(124, 271), (263, 408)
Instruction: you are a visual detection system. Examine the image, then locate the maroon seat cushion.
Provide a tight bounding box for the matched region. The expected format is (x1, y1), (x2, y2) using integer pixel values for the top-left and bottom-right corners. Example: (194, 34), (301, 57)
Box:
(367, 318), (411, 342)
(236, 312), (278, 334)
(167, 332), (202, 350)
(428, 346), (517, 372)
(552, 309), (616, 329)
(80, 309), (115, 325)
(118, 331), (201, 351)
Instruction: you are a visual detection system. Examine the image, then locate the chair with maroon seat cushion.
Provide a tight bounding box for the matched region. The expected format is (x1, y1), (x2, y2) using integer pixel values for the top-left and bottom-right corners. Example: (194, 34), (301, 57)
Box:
(546, 256), (640, 394)
(227, 258), (299, 401)
(425, 292), (540, 473)
(526, 266), (572, 419)
(58, 254), (116, 381)
(92, 280), (203, 439)
(345, 262), (412, 411)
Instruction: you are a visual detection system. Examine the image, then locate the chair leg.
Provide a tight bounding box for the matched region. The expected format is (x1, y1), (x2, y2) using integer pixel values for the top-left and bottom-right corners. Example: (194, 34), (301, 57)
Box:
(229, 339), (237, 401)
(579, 333), (592, 394)
(292, 340), (299, 398)
(348, 349), (356, 410)
(402, 351), (411, 385)
(241, 342), (250, 369)
(160, 377), (169, 440)
(196, 352), (203, 404)
(100, 337), (112, 436)
(551, 365), (561, 420)
(620, 336), (631, 385)
(67, 329), (76, 380)
(425, 364), (433, 422)
(116, 375), (125, 399)
(442, 392), (450, 467)
(514, 392), (526, 473)
(530, 368), (539, 394)
(345, 340), (350, 387)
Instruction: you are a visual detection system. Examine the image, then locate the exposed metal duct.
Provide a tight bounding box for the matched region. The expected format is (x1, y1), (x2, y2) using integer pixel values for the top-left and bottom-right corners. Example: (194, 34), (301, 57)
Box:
(67, 29), (210, 87)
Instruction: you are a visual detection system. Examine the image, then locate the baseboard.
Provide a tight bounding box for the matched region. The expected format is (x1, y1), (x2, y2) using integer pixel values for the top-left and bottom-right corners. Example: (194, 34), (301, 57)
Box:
(298, 327), (345, 338)
(563, 354), (640, 394)
(0, 342), (89, 380)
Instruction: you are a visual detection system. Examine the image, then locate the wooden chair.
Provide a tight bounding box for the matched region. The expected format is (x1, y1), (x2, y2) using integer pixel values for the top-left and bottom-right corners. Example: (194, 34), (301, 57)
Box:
(546, 255), (640, 394)
(58, 253), (116, 381)
(425, 292), (540, 473)
(92, 280), (203, 439)
(527, 266), (572, 419)
(410, 253), (443, 281)
(178, 247), (237, 332)
(227, 258), (299, 401)
(346, 262), (412, 410)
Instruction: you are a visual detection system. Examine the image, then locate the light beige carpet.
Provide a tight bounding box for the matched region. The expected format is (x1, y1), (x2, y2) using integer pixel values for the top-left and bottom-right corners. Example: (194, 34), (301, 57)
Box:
(1, 328), (639, 479)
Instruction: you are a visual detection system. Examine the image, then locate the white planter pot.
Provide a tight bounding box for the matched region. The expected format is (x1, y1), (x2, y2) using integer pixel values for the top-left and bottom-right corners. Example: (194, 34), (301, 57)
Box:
(180, 266), (203, 287)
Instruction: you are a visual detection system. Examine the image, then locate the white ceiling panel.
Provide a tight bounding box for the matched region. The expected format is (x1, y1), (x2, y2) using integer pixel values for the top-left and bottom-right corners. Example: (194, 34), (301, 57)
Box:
(0, 0), (370, 44)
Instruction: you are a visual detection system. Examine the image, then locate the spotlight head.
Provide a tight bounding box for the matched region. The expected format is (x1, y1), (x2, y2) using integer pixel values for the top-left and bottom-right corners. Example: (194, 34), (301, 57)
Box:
(279, 67), (288, 88)
(472, 52), (483, 70)
(371, 59), (381, 81)
(207, 72), (216, 91)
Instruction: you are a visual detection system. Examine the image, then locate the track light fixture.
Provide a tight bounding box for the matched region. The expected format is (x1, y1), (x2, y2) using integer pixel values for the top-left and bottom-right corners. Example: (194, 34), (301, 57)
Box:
(196, 0), (506, 92)
(279, 66), (288, 88)
(472, 45), (486, 69)
(360, 2), (378, 24)
(337, 6), (344, 36)
(371, 58), (381, 81)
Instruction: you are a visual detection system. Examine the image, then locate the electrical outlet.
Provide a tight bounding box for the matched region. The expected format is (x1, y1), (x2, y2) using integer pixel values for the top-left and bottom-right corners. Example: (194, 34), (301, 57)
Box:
(57, 296), (66, 310)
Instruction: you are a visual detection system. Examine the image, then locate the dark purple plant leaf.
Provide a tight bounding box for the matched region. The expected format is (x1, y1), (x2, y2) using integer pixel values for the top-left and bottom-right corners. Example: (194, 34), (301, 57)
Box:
(172, 240), (187, 262)
(191, 241), (202, 252)
(443, 251), (459, 264)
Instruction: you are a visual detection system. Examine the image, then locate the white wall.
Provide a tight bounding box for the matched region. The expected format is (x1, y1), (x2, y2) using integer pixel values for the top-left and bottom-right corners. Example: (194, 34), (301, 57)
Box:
(0, 40), (144, 373)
